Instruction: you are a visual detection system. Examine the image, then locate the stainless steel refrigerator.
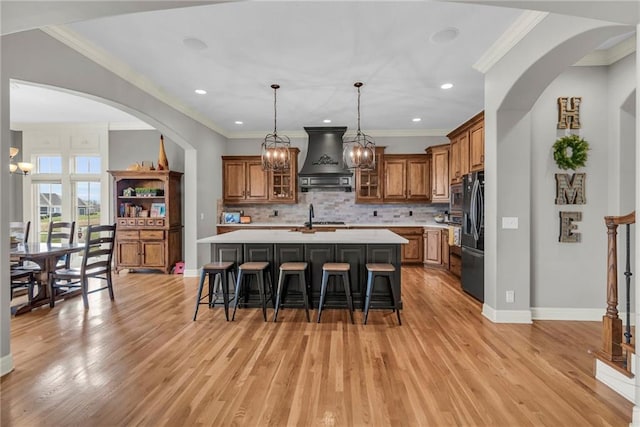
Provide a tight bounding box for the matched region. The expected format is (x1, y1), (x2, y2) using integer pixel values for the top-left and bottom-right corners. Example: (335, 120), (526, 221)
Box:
(461, 171), (484, 302)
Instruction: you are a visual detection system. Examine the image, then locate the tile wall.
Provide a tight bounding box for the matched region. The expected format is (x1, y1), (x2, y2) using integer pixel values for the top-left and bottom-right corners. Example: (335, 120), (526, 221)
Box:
(219, 191), (448, 225)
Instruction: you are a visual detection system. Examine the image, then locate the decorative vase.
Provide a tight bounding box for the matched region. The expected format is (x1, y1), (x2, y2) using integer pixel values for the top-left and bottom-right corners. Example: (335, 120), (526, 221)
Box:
(158, 134), (169, 170)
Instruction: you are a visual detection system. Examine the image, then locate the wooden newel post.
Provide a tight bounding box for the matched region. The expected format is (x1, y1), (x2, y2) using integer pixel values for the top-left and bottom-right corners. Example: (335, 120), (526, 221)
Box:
(601, 217), (623, 362)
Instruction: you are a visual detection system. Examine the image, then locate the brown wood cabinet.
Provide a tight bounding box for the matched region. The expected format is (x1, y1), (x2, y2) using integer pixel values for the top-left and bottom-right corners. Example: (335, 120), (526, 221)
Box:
(448, 111), (483, 185)
(423, 227), (450, 269)
(469, 120), (485, 172)
(449, 245), (461, 277)
(222, 150), (299, 204)
(426, 144), (449, 203)
(355, 147), (385, 203)
(222, 156), (269, 204)
(109, 170), (183, 274)
(383, 154), (429, 203)
(389, 227), (424, 264)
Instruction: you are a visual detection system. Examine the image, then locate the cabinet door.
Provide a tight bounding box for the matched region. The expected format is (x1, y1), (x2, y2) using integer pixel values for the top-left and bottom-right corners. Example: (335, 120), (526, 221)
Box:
(431, 148), (449, 203)
(424, 229), (442, 265)
(407, 158), (428, 201)
(449, 137), (460, 184)
(469, 121), (484, 171)
(223, 160), (247, 201)
(245, 160), (269, 201)
(141, 241), (165, 267)
(355, 168), (381, 202)
(117, 241), (140, 267)
(402, 234), (424, 264)
(383, 159), (406, 200)
(441, 229), (450, 268)
(460, 131), (470, 177)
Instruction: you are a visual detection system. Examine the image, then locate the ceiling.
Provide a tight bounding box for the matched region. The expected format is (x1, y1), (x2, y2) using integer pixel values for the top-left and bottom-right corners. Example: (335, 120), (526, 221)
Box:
(6, 1), (635, 137)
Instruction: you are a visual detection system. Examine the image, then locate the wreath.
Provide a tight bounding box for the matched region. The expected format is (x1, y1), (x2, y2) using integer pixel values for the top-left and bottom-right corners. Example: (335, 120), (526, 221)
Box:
(553, 134), (589, 170)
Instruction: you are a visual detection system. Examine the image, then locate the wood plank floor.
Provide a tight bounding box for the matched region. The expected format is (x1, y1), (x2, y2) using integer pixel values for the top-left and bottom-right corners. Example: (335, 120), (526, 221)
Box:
(1, 267), (632, 426)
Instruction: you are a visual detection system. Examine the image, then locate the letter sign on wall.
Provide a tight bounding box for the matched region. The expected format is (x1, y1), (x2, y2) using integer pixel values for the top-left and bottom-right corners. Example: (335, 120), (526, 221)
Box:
(555, 173), (586, 205)
(557, 97), (582, 129)
(559, 211), (582, 243)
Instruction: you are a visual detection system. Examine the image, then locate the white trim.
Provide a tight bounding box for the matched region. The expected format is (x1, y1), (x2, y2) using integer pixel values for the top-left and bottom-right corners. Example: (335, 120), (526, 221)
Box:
(41, 26), (228, 137)
(227, 128), (451, 139)
(473, 10), (548, 73)
(184, 268), (199, 278)
(595, 358), (635, 402)
(0, 353), (14, 377)
(574, 35), (636, 66)
(12, 121), (154, 131)
(482, 304), (533, 323)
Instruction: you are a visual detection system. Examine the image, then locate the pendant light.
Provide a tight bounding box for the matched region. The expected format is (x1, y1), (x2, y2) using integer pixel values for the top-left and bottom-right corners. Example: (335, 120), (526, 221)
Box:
(261, 84), (291, 171)
(343, 82), (375, 170)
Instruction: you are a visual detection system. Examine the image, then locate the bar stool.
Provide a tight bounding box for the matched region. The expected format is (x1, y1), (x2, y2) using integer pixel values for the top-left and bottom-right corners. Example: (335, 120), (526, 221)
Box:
(317, 262), (354, 324)
(232, 261), (273, 322)
(193, 261), (236, 321)
(273, 262), (310, 322)
(363, 263), (401, 325)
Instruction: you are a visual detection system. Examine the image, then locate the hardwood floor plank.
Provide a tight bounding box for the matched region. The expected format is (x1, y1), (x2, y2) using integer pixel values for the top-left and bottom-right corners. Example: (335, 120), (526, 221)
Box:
(1, 267), (633, 426)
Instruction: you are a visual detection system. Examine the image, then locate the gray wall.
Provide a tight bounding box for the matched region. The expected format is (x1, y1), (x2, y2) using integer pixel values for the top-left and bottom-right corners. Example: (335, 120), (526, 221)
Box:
(108, 130), (185, 172)
(9, 130), (23, 221)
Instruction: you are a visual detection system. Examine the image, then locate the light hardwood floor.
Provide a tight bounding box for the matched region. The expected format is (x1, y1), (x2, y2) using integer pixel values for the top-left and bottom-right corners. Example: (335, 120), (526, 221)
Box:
(1, 267), (632, 426)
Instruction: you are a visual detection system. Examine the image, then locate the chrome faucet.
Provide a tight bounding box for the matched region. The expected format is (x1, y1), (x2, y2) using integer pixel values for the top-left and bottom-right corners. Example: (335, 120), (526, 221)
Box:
(308, 203), (314, 229)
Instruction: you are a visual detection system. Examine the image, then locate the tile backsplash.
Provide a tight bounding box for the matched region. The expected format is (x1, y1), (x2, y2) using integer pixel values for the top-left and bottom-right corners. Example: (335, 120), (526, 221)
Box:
(219, 191), (448, 224)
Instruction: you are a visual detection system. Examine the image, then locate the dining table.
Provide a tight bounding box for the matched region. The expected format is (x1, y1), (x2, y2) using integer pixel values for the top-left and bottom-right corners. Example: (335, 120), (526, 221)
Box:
(10, 242), (83, 315)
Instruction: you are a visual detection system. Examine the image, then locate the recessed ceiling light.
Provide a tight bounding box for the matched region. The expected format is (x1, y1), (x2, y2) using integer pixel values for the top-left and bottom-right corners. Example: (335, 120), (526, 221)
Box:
(430, 27), (459, 44)
(440, 83), (454, 90)
(195, 89), (207, 95)
(412, 118), (422, 122)
(183, 37), (208, 51)
(234, 121), (243, 125)
(323, 119), (332, 123)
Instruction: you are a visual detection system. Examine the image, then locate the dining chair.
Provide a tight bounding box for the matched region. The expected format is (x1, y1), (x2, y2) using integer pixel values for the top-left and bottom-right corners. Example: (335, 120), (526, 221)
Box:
(10, 221), (31, 269)
(47, 220), (76, 268)
(48, 223), (116, 309)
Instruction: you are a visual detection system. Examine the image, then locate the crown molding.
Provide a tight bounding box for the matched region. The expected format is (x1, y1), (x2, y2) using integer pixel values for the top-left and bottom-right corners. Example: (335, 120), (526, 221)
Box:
(573, 35), (636, 66)
(473, 10), (548, 74)
(41, 25), (230, 137)
(11, 121), (154, 131)
(108, 122), (156, 131)
(226, 128), (450, 139)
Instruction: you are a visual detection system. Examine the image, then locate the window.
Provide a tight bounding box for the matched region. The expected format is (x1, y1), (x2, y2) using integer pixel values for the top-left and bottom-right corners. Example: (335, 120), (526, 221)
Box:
(36, 182), (62, 242)
(36, 156), (62, 174)
(75, 156), (101, 174)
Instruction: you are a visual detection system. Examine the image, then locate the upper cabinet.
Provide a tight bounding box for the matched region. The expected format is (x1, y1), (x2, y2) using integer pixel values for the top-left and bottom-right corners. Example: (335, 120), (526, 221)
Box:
(448, 111), (484, 185)
(426, 144), (449, 203)
(355, 146), (385, 204)
(222, 149), (299, 205)
(382, 154), (429, 203)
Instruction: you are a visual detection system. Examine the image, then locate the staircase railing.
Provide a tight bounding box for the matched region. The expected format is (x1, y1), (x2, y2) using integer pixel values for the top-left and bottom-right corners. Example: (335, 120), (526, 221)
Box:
(599, 211), (635, 364)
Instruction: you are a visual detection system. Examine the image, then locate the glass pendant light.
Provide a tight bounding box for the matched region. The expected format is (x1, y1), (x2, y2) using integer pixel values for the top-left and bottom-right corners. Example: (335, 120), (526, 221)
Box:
(261, 84), (291, 171)
(343, 82), (375, 170)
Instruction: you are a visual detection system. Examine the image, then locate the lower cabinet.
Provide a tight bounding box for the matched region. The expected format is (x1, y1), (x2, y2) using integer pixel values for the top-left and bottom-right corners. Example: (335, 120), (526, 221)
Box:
(449, 245), (462, 277)
(423, 227), (450, 269)
(115, 228), (180, 273)
(388, 227), (423, 264)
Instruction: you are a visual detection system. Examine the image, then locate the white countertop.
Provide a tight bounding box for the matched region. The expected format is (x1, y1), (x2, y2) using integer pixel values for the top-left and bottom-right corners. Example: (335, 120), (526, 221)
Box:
(198, 228), (409, 244)
(216, 222), (449, 229)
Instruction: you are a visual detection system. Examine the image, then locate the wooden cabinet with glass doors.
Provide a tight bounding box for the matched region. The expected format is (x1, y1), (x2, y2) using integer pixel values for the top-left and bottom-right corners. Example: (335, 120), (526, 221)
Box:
(269, 148), (299, 203)
(354, 147), (385, 203)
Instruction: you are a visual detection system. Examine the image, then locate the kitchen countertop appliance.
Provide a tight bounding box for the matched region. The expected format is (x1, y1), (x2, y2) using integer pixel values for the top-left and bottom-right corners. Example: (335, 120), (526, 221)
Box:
(461, 171), (484, 302)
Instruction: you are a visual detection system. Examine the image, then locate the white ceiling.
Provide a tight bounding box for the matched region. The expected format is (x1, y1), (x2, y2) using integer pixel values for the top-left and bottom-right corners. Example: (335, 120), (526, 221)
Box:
(6, 1), (636, 137)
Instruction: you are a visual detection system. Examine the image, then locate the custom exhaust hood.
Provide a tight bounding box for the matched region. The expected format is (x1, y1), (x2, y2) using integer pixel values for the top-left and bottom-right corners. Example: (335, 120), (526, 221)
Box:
(298, 127), (353, 192)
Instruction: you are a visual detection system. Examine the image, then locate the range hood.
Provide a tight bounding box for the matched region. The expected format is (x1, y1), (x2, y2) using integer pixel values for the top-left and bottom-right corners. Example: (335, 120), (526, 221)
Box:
(298, 126), (353, 192)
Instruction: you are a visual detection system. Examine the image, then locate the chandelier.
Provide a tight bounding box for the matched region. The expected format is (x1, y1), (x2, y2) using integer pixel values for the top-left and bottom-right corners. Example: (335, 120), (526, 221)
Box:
(261, 84), (291, 171)
(9, 147), (33, 175)
(343, 82), (375, 170)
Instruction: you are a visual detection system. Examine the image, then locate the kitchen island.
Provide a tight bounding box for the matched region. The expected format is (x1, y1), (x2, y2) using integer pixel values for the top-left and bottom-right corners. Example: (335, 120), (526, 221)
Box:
(198, 229), (407, 309)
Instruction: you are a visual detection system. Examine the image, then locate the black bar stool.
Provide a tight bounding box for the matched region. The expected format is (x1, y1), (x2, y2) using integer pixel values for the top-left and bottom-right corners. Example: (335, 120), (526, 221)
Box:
(364, 263), (401, 325)
(273, 262), (310, 322)
(232, 261), (273, 322)
(193, 261), (235, 321)
(317, 262), (354, 324)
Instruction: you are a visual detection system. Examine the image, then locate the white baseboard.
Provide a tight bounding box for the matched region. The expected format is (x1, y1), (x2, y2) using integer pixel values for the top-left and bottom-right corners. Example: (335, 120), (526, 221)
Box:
(531, 307), (636, 323)
(183, 269), (199, 278)
(595, 358), (635, 402)
(482, 304), (533, 323)
(0, 353), (14, 377)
